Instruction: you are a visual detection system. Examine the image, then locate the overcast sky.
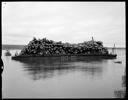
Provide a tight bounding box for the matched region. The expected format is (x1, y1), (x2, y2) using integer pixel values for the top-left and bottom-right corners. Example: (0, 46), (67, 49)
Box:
(2, 2), (125, 47)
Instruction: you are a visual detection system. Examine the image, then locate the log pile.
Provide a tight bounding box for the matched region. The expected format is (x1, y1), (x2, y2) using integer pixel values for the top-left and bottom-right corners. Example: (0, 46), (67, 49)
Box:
(19, 37), (108, 56)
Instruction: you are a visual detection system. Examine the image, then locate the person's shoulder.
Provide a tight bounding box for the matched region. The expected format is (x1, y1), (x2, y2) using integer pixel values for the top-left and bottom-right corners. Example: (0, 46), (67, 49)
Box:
(0, 58), (3, 66)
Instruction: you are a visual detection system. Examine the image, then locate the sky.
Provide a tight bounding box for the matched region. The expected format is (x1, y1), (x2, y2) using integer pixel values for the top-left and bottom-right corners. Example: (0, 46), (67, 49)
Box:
(2, 2), (125, 47)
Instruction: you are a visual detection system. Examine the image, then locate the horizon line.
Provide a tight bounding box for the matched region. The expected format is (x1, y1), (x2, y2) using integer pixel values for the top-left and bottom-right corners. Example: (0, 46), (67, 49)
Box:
(2, 44), (126, 48)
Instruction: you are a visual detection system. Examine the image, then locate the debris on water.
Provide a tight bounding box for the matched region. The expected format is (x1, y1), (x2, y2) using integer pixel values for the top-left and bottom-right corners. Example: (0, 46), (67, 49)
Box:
(114, 61), (122, 64)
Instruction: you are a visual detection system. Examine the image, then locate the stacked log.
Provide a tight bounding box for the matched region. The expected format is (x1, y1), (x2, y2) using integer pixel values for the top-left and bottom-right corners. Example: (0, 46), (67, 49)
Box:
(19, 37), (108, 56)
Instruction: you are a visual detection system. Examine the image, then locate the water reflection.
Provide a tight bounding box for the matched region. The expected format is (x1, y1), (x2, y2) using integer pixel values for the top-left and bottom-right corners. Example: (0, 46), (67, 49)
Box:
(114, 75), (126, 98)
(14, 57), (108, 80)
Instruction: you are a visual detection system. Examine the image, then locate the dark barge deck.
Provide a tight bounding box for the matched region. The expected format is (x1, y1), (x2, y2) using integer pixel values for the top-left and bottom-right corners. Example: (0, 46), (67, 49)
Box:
(11, 54), (117, 60)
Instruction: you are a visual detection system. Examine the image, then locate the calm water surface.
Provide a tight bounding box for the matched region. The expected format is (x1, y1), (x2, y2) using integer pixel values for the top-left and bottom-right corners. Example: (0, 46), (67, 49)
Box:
(2, 49), (126, 98)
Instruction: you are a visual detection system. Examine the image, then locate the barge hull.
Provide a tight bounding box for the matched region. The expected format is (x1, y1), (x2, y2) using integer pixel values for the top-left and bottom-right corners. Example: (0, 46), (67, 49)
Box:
(12, 54), (117, 60)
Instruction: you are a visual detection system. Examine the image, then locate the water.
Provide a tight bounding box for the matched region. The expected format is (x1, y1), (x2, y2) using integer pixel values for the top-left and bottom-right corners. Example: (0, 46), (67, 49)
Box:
(2, 49), (126, 98)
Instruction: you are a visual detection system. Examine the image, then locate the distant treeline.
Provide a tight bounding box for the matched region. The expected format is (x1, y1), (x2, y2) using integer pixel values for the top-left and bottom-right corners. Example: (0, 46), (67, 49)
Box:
(107, 47), (126, 49)
(2, 44), (26, 50)
(2, 44), (125, 50)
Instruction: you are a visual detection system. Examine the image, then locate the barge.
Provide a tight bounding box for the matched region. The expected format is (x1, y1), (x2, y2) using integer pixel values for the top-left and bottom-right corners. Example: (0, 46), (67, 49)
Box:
(11, 37), (117, 60)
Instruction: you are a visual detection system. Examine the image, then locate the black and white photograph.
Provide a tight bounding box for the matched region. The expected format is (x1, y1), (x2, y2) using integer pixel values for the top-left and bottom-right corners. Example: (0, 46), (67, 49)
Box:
(1, 1), (126, 98)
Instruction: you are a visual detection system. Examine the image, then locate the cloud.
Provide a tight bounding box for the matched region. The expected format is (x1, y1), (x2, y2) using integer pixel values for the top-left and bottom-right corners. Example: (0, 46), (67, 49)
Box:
(2, 2), (125, 47)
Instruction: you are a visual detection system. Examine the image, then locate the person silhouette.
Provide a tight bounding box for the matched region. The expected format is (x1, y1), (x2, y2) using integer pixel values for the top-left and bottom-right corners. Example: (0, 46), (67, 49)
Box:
(0, 58), (4, 99)
(0, 58), (4, 73)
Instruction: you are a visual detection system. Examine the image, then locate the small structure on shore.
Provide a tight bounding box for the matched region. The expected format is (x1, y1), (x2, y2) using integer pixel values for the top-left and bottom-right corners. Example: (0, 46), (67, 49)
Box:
(5, 50), (11, 56)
